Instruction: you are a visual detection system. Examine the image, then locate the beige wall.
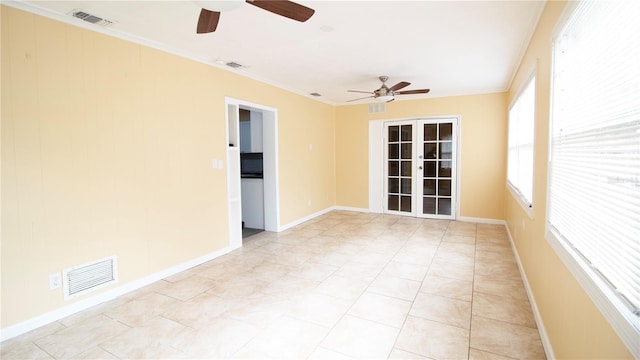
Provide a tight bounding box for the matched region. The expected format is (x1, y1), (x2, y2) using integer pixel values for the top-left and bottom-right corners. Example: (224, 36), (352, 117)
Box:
(505, 1), (632, 358)
(335, 93), (507, 220)
(1, 6), (335, 328)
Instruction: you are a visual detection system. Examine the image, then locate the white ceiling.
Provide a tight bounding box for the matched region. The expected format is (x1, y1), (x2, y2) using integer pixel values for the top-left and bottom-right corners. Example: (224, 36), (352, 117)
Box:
(10, 0), (545, 105)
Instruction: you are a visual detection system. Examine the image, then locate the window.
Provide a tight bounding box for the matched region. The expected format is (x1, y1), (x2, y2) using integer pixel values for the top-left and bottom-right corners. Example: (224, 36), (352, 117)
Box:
(507, 74), (535, 210)
(547, 0), (640, 355)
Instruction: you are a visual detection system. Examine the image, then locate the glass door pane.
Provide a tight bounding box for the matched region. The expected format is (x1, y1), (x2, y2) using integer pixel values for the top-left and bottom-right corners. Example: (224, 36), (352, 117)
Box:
(419, 119), (455, 218)
(386, 123), (413, 214)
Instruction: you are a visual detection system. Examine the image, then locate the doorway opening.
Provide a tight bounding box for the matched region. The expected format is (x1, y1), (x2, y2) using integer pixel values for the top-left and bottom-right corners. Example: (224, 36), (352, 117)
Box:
(225, 98), (279, 248)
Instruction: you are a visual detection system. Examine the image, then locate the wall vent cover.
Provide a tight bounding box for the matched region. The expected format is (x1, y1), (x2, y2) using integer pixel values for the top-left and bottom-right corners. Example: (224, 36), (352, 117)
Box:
(368, 103), (387, 114)
(69, 9), (114, 27)
(63, 256), (117, 299)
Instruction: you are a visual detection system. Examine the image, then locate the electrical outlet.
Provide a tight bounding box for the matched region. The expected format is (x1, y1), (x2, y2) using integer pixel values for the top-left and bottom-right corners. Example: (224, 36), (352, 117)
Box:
(49, 273), (61, 290)
(307, 200), (312, 207)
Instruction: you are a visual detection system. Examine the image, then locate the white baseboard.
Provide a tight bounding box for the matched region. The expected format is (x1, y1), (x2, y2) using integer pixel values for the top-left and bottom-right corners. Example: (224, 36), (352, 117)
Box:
(278, 206), (336, 231)
(0, 243), (239, 342)
(333, 206), (370, 213)
(457, 216), (506, 225)
(505, 225), (556, 360)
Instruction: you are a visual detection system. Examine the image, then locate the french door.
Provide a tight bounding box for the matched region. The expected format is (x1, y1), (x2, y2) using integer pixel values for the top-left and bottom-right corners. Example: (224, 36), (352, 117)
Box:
(384, 118), (457, 219)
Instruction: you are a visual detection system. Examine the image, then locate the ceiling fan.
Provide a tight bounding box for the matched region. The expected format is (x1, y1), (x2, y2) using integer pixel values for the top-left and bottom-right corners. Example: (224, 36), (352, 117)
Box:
(347, 76), (431, 102)
(196, 1), (315, 34)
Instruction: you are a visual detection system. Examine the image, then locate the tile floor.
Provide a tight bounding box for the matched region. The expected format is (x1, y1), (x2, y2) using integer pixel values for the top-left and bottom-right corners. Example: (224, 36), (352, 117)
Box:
(0, 211), (546, 359)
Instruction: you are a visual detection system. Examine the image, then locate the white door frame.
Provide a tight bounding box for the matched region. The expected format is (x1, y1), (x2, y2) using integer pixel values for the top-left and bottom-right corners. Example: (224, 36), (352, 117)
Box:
(225, 97), (280, 248)
(369, 115), (461, 219)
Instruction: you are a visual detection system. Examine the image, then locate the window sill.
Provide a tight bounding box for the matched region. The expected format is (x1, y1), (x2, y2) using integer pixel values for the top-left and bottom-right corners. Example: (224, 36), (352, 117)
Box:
(507, 183), (534, 219)
(545, 227), (640, 357)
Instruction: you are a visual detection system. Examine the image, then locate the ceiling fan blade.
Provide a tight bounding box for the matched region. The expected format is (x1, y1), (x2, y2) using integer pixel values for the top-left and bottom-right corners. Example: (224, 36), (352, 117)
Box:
(396, 89), (431, 95)
(389, 81), (410, 92)
(197, 9), (220, 33)
(246, 1), (315, 22)
(347, 96), (375, 102)
(348, 90), (374, 94)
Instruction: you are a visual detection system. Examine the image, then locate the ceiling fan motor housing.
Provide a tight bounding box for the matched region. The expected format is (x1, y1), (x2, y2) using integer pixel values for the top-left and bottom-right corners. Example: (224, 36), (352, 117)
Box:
(375, 85), (391, 97)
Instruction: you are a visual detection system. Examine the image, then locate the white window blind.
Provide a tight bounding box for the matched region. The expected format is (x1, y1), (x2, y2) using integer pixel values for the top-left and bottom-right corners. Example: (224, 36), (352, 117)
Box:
(547, 0), (640, 353)
(507, 75), (535, 206)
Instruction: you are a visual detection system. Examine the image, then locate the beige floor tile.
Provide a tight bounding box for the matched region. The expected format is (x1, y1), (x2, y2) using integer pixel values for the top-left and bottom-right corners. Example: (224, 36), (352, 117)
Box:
(393, 246), (438, 266)
(367, 274), (421, 301)
(161, 292), (234, 329)
(336, 261), (384, 283)
(406, 234), (444, 248)
(382, 260), (429, 281)
(98, 317), (190, 359)
(475, 235), (510, 247)
(321, 315), (399, 359)
(222, 294), (293, 329)
(473, 275), (529, 301)
(468, 348), (515, 360)
(34, 315), (129, 359)
(286, 293), (353, 328)
(445, 221), (477, 237)
(395, 315), (470, 360)
(368, 238), (406, 254)
(245, 261), (296, 281)
(289, 261), (338, 281)
(103, 292), (180, 327)
(475, 242), (512, 255)
(116, 280), (171, 303)
(59, 302), (119, 328)
(442, 234), (476, 245)
(154, 274), (216, 301)
(1, 321), (65, 346)
(0, 342), (55, 360)
(475, 250), (516, 264)
(427, 257), (475, 282)
(348, 292), (412, 328)
(434, 250), (476, 268)
(172, 317), (261, 358)
(262, 276), (321, 299)
(308, 347), (356, 359)
(350, 250), (396, 266)
(410, 292), (472, 329)
(233, 316), (329, 359)
(437, 242), (476, 258)
(70, 346), (119, 359)
(472, 292), (536, 328)
(315, 274), (370, 301)
(470, 316), (545, 359)
(420, 274), (473, 302)
(388, 348), (431, 359)
(206, 275), (271, 299)
(474, 259), (522, 281)
(309, 251), (354, 267)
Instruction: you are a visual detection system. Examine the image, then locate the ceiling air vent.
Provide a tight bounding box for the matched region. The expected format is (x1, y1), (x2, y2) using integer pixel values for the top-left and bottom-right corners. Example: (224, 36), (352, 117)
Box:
(226, 61), (244, 69)
(69, 9), (114, 27)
